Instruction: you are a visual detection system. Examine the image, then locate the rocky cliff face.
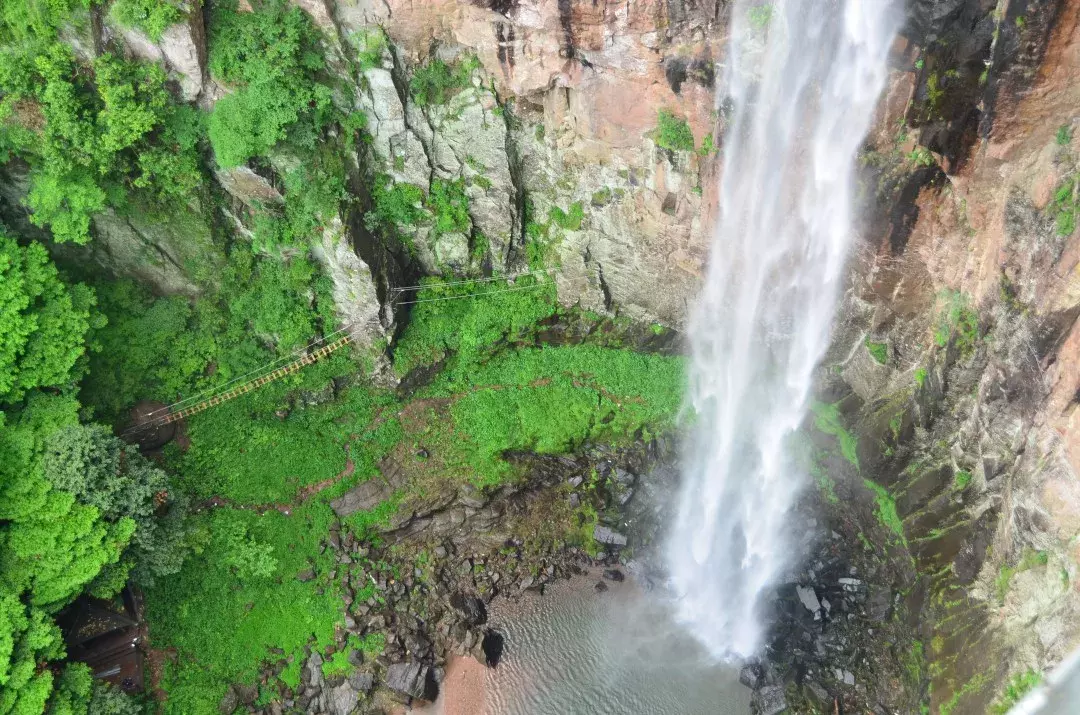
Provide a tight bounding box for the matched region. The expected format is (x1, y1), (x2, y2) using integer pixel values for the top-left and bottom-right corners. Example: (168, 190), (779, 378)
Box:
(62, 0), (721, 332)
(814, 0), (1080, 711)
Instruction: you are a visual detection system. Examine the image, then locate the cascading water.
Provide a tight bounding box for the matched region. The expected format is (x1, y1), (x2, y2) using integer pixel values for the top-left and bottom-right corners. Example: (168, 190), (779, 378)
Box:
(668, 0), (901, 659)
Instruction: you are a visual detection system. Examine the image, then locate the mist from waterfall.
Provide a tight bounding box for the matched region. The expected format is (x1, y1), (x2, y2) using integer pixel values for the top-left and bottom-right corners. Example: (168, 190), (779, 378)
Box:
(667, 0), (900, 659)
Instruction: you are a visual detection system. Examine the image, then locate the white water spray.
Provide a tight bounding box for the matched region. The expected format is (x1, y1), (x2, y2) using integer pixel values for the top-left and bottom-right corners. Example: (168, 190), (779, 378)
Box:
(668, 0), (900, 659)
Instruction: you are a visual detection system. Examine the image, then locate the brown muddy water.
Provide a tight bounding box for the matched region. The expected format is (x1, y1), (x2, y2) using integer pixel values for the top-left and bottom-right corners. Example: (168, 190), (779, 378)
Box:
(423, 571), (749, 715)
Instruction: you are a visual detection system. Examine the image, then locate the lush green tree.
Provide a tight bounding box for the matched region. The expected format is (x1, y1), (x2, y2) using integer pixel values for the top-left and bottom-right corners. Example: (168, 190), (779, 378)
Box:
(0, 230), (99, 404)
(46, 663), (93, 715)
(206, 0), (335, 167)
(0, 41), (203, 243)
(0, 395), (134, 715)
(87, 681), (144, 715)
(0, 593), (64, 715)
(109, 0), (183, 42)
(42, 423), (193, 587)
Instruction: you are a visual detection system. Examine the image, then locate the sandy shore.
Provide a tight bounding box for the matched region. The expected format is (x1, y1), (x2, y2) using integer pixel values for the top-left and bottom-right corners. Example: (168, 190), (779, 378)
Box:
(406, 655), (488, 715)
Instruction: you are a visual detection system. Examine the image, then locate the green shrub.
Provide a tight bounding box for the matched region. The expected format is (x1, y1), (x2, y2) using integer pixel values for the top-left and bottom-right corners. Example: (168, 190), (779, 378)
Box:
(428, 178), (470, 236)
(355, 28), (387, 70)
(109, 0), (183, 41)
(1056, 124), (1073, 146)
(207, 0), (335, 167)
(549, 202), (585, 230)
(914, 367), (928, 387)
(366, 176), (426, 231)
(748, 4), (773, 30)
(908, 146), (935, 167)
(953, 469), (972, 491)
(698, 132), (717, 156)
(655, 109), (695, 152)
(409, 55), (478, 107)
(988, 670), (1041, 714)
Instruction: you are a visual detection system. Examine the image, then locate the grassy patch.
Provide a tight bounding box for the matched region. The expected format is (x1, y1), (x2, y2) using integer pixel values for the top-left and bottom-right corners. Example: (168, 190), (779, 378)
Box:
(988, 669), (1040, 715)
(810, 401), (859, 469)
(549, 202), (585, 231)
(996, 548), (1049, 602)
(392, 276), (559, 377)
(655, 109), (695, 152)
(1050, 173), (1078, 237)
(933, 290), (980, 357)
(1056, 124), (1073, 146)
(145, 502), (343, 714)
(863, 478), (905, 543)
(865, 338), (889, 365)
(953, 469), (972, 491)
(940, 673), (990, 715)
(914, 367), (928, 387)
(903, 640), (924, 685)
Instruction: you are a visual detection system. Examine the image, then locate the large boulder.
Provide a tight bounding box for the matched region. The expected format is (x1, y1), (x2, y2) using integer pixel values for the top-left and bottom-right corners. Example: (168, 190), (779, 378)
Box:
(384, 661), (436, 700)
(330, 477), (393, 517)
(327, 681), (359, 715)
(593, 525), (628, 546)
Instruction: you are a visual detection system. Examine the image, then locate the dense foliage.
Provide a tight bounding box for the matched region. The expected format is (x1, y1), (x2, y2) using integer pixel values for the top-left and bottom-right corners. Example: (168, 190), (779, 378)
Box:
(0, 32), (203, 243)
(0, 230), (98, 403)
(109, 0), (184, 42)
(655, 109), (696, 152)
(206, 0), (335, 168)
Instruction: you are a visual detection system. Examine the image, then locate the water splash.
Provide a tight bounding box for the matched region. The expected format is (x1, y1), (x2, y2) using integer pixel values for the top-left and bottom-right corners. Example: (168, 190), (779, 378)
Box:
(667, 0), (900, 659)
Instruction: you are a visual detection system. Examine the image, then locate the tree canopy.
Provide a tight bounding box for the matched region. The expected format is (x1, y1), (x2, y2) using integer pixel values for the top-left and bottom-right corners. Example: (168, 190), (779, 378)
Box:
(0, 230), (98, 404)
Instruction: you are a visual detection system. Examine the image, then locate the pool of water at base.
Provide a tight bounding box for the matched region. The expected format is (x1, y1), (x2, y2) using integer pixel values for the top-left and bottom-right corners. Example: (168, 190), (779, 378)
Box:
(479, 571), (750, 715)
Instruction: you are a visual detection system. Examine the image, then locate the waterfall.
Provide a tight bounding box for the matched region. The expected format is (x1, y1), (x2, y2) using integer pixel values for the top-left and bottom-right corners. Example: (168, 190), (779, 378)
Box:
(667, 0), (900, 659)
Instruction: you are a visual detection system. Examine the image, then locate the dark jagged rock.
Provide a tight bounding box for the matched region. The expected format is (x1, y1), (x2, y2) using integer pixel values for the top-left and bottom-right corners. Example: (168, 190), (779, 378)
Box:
(738, 662), (765, 690)
(330, 479), (393, 517)
(385, 662), (436, 700)
(594, 581), (609, 593)
(602, 568), (625, 582)
(218, 687), (239, 715)
(481, 629), (505, 667)
(347, 671), (373, 692)
(327, 681), (358, 715)
(449, 592), (487, 625)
